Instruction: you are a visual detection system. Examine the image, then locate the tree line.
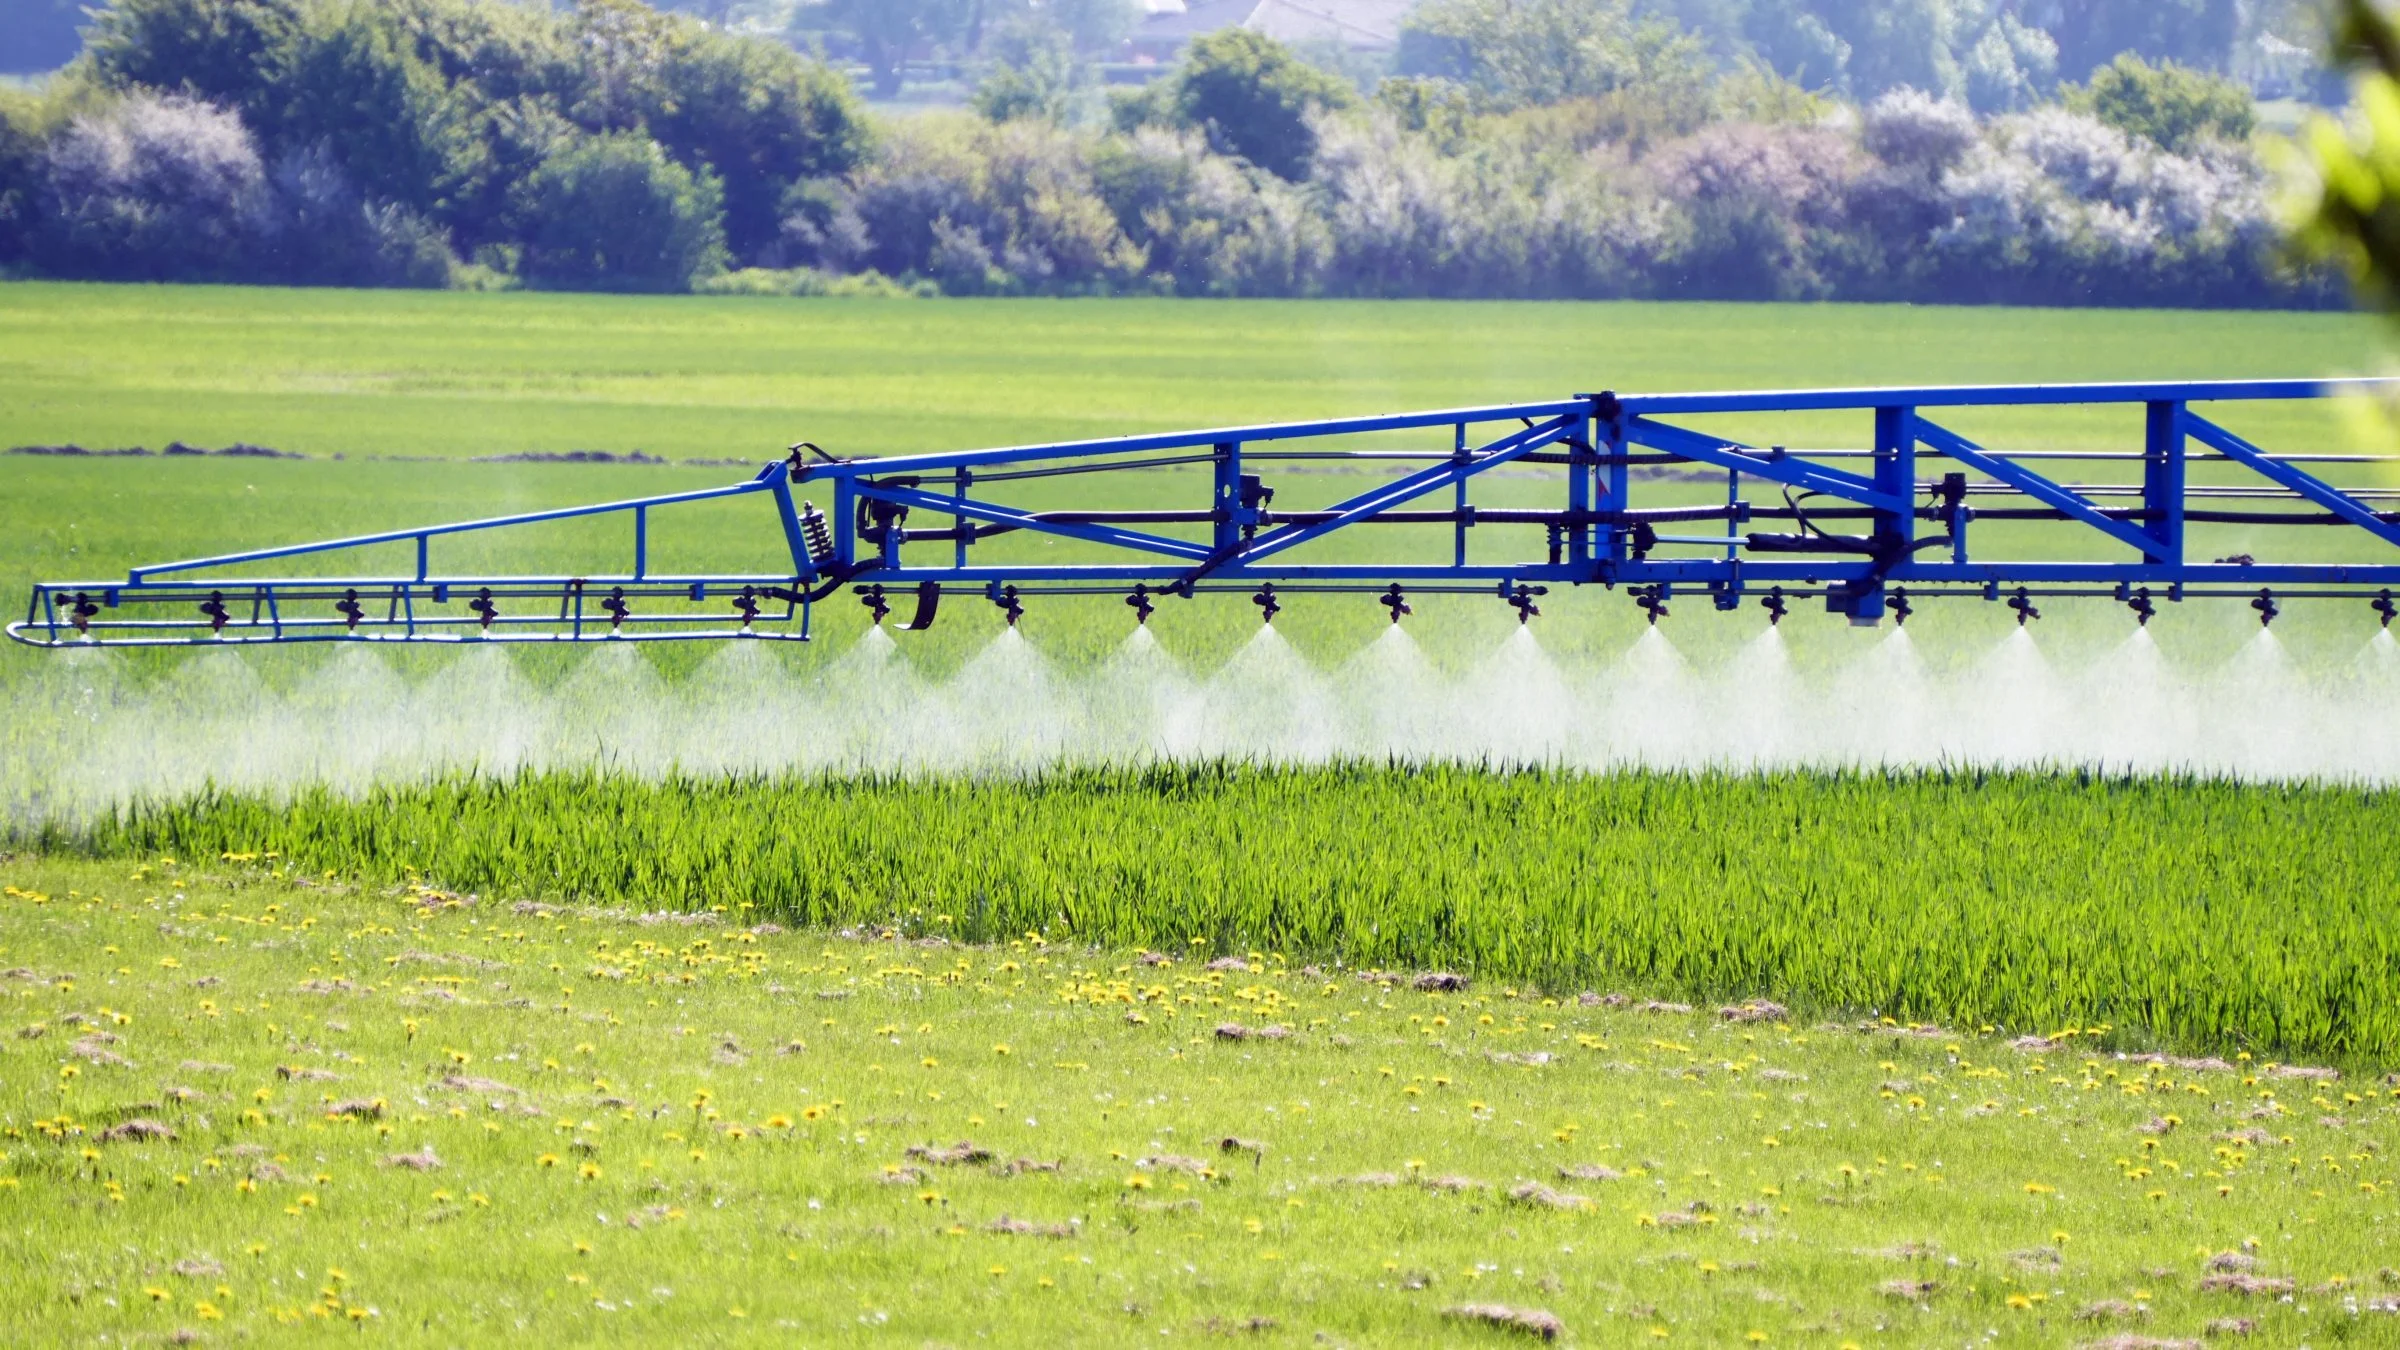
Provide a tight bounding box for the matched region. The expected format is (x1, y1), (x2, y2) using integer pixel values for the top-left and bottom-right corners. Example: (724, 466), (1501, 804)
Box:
(0, 0), (2348, 308)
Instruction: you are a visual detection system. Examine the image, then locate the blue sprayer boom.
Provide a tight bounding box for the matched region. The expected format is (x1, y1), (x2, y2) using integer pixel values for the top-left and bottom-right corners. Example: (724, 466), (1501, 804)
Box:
(17, 379), (2400, 646)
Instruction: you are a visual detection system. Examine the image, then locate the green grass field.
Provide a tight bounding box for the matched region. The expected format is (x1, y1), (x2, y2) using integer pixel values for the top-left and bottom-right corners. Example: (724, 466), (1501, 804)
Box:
(6, 283), (2400, 1342)
(1, 282), (2383, 461)
(1, 856), (2392, 1347)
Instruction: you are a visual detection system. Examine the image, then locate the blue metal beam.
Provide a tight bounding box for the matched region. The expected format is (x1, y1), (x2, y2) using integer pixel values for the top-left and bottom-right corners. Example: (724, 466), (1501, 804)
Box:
(127, 478), (776, 581)
(1609, 378), (2380, 415)
(853, 482), (1213, 561)
(1912, 418), (2161, 557)
(2182, 413), (2400, 551)
(1624, 416), (1907, 512)
(1231, 416), (1574, 566)
(804, 400), (1594, 478)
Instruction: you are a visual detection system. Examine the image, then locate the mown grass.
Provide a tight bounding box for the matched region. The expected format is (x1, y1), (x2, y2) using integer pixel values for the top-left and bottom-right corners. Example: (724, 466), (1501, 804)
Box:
(2, 855), (2393, 1348)
(26, 765), (2400, 1070)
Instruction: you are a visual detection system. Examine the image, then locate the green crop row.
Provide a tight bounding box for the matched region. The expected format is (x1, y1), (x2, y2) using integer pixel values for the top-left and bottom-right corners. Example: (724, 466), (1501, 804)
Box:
(25, 764), (2400, 1068)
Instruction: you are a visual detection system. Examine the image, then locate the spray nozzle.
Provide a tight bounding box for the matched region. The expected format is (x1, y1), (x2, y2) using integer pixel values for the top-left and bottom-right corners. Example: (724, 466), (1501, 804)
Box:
(734, 586), (761, 628)
(1380, 583), (1410, 625)
(2007, 587), (2039, 626)
(1634, 585), (1668, 626)
(1126, 584), (1155, 626)
(1507, 583), (1542, 625)
(1762, 587), (1788, 626)
(199, 590), (232, 635)
(2127, 586), (2155, 627)
(602, 586), (631, 631)
(333, 588), (366, 632)
(859, 584), (890, 626)
(68, 591), (100, 635)
(1252, 584), (1280, 625)
(993, 584), (1024, 627)
(1890, 587), (1912, 627)
(2251, 588), (2278, 628)
(2378, 590), (2397, 630)
(467, 587), (498, 631)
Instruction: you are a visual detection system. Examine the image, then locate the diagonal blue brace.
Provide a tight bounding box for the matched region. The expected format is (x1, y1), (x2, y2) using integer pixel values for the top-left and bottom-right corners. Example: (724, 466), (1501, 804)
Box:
(1624, 417), (1907, 513)
(1913, 419), (2160, 557)
(853, 482), (1214, 561)
(1232, 415), (1576, 567)
(2182, 413), (2400, 551)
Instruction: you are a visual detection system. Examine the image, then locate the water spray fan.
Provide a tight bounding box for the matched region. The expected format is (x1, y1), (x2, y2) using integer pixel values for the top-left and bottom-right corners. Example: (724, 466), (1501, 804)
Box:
(18, 380), (2400, 648)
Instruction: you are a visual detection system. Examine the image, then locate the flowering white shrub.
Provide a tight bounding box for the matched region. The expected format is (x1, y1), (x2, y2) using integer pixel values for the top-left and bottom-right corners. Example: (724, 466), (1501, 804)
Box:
(36, 93), (271, 279)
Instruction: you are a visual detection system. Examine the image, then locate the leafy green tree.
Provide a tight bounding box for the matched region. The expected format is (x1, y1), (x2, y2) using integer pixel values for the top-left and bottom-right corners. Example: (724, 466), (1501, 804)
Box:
(1373, 75), (1476, 152)
(276, 1), (477, 219)
(973, 19), (1081, 124)
(644, 25), (870, 260)
(520, 130), (726, 291)
(2066, 53), (2253, 155)
(1040, 0), (1135, 55)
(975, 0), (1136, 56)
(1398, 0), (1710, 113)
(84, 0), (307, 128)
(1154, 28), (1354, 179)
(0, 87), (40, 262)
(2044, 0), (2241, 84)
(793, 0), (971, 99)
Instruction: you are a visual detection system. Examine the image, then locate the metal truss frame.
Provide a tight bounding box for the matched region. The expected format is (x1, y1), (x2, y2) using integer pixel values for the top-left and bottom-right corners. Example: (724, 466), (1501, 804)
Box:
(16, 379), (2400, 646)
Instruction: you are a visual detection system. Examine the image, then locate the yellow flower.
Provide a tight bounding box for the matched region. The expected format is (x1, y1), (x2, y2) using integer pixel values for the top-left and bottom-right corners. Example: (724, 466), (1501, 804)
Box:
(578, 1162), (602, 1181)
(2023, 1181), (2055, 1195)
(196, 1302), (223, 1321)
(537, 1153), (560, 1168)
(764, 1115), (793, 1130)
(1125, 1175), (1151, 1190)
